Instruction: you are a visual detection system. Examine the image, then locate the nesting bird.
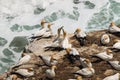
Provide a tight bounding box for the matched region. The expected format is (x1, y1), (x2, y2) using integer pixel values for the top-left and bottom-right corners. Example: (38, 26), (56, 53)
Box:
(31, 20), (48, 39)
(82, 59), (92, 68)
(100, 33), (110, 46)
(45, 66), (57, 79)
(91, 49), (113, 61)
(108, 60), (120, 70)
(109, 22), (120, 33)
(13, 68), (34, 77)
(66, 48), (80, 63)
(112, 39), (120, 50)
(74, 28), (87, 46)
(74, 67), (95, 77)
(39, 54), (57, 66)
(103, 73), (120, 80)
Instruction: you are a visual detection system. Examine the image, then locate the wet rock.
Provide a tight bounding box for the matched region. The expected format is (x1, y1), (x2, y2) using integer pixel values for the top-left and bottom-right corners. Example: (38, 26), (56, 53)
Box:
(67, 9), (80, 21)
(34, 8), (45, 15)
(23, 25), (33, 30)
(9, 36), (29, 52)
(0, 37), (7, 46)
(10, 24), (23, 32)
(84, 1), (95, 9)
(2, 48), (14, 58)
(73, 0), (81, 4)
(0, 58), (14, 63)
(44, 10), (66, 22)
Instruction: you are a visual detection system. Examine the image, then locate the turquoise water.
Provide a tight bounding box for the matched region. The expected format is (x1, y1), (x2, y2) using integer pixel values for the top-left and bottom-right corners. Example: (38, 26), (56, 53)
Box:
(0, 0), (120, 74)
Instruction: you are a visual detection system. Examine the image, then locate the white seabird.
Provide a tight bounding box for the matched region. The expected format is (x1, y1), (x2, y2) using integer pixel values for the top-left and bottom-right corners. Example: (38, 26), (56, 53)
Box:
(108, 60), (120, 70)
(75, 67), (95, 77)
(31, 20), (48, 39)
(41, 22), (54, 38)
(109, 22), (120, 33)
(52, 26), (64, 47)
(13, 68), (34, 77)
(45, 66), (57, 79)
(92, 49), (113, 61)
(66, 48), (80, 63)
(113, 39), (120, 50)
(60, 30), (72, 49)
(103, 73), (120, 80)
(39, 54), (57, 66)
(74, 28), (87, 46)
(100, 33), (110, 45)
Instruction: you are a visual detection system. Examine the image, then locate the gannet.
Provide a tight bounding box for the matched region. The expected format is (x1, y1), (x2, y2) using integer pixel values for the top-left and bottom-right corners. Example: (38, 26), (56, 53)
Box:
(83, 59), (92, 68)
(51, 26), (64, 47)
(109, 22), (120, 33)
(68, 76), (82, 80)
(31, 20), (48, 39)
(60, 30), (72, 49)
(100, 33), (110, 45)
(74, 67), (95, 77)
(66, 48), (80, 63)
(39, 54), (57, 66)
(103, 73), (120, 80)
(113, 39), (120, 50)
(13, 68), (34, 77)
(41, 22), (54, 38)
(45, 66), (57, 79)
(108, 60), (120, 70)
(92, 49), (113, 61)
(74, 28), (87, 46)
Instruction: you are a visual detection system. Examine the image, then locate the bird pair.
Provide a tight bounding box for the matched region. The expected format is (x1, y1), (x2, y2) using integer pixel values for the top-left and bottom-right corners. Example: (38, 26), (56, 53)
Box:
(31, 20), (54, 40)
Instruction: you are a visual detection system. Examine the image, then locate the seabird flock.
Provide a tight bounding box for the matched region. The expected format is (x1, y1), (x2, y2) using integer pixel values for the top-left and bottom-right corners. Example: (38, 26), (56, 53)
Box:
(3, 20), (120, 80)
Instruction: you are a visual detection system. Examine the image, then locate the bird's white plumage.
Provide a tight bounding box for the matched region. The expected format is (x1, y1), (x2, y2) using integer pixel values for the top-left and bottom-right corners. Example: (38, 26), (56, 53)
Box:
(75, 31), (86, 38)
(101, 34), (110, 45)
(69, 48), (79, 56)
(17, 55), (31, 66)
(34, 27), (47, 37)
(109, 25), (120, 33)
(103, 73), (119, 80)
(15, 69), (34, 77)
(75, 67), (95, 77)
(94, 51), (113, 61)
(113, 42), (120, 49)
(60, 37), (72, 49)
(45, 67), (56, 78)
(109, 61), (120, 70)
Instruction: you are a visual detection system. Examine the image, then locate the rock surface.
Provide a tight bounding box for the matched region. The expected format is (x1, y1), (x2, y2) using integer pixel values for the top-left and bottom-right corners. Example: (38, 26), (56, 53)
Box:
(1, 30), (120, 80)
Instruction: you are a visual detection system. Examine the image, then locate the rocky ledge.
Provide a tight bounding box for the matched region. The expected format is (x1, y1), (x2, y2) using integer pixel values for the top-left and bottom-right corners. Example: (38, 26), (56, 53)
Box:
(0, 30), (120, 80)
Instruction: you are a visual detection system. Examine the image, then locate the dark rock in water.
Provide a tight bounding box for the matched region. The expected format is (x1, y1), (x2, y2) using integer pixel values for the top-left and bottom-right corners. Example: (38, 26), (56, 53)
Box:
(73, 0), (81, 4)
(67, 9), (80, 21)
(23, 25), (33, 30)
(44, 10), (66, 22)
(3, 48), (14, 58)
(34, 8), (45, 15)
(0, 37), (7, 46)
(32, 24), (41, 29)
(0, 58), (14, 63)
(10, 24), (23, 32)
(9, 36), (29, 52)
(84, 1), (95, 9)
